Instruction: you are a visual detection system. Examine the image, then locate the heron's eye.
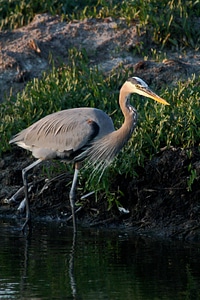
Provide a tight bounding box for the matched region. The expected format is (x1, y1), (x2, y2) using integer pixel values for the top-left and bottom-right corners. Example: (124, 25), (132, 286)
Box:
(135, 84), (141, 89)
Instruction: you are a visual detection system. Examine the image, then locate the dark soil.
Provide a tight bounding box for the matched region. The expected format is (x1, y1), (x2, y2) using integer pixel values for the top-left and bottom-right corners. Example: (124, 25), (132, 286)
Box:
(0, 14), (200, 242)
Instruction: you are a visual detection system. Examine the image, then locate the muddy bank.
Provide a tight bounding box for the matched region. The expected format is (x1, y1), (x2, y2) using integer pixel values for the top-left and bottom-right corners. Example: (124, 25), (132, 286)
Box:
(1, 14), (200, 101)
(0, 146), (200, 242)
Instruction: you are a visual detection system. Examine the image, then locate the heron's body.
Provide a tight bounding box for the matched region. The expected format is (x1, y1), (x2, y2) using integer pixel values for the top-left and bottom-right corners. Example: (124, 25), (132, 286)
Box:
(9, 77), (169, 233)
(11, 107), (115, 162)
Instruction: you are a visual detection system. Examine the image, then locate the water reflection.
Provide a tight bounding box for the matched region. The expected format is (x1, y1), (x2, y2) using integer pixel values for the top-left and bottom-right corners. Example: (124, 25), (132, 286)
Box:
(0, 218), (200, 299)
(69, 232), (78, 299)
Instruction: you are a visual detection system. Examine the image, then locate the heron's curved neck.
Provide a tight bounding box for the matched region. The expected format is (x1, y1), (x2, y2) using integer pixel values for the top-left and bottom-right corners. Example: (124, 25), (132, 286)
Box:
(112, 82), (137, 147)
(119, 83), (134, 126)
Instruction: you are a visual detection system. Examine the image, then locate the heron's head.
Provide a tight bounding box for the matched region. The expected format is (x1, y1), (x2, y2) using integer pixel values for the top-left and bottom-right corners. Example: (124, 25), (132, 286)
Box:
(125, 77), (170, 105)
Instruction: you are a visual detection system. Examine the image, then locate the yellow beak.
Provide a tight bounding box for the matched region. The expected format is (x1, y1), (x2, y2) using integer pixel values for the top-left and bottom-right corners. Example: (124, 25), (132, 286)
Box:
(144, 88), (170, 105)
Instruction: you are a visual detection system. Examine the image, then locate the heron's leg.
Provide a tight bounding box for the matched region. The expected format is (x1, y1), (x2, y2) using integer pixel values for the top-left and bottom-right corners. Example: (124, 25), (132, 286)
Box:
(69, 162), (81, 233)
(21, 158), (43, 232)
(5, 186), (25, 204)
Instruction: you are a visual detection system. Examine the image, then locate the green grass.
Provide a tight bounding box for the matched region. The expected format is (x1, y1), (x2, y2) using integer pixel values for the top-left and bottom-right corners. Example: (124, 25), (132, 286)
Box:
(1, 0), (200, 50)
(0, 49), (200, 203)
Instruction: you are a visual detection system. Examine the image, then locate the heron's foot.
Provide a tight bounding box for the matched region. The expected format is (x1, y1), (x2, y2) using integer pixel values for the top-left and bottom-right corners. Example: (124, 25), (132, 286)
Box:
(3, 196), (18, 205)
(21, 217), (32, 234)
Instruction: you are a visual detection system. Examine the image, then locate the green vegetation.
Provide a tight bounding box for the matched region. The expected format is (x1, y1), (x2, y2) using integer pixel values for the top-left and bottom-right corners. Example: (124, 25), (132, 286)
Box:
(1, 49), (199, 155)
(1, 0), (200, 50)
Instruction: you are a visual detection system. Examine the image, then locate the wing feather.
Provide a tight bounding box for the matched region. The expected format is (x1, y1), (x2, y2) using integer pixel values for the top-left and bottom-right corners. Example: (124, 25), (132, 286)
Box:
(10, 109), (100, 153)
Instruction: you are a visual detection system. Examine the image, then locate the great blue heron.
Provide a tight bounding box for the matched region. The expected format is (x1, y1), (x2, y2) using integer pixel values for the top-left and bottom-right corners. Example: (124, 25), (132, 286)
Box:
(9, 77), (169, 232)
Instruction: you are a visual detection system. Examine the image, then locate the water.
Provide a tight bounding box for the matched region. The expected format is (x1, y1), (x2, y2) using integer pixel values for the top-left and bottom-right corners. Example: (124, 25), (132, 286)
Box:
(0, 219), (200, 300)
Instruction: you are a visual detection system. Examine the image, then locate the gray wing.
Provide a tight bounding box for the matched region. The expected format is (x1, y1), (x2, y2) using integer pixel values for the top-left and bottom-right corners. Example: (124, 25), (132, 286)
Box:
(10, 108), (100, 155)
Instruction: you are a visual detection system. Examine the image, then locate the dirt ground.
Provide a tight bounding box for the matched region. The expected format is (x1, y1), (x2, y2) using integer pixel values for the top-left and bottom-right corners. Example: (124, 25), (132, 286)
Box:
(0, 14), (200, 242)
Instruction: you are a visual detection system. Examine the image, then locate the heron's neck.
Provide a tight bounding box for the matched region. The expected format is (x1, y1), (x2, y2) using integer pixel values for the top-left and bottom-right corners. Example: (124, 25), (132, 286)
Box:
(119, 83), (131, 113)
(115, 85), (137, 143)
(119, 85), (135, 128)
